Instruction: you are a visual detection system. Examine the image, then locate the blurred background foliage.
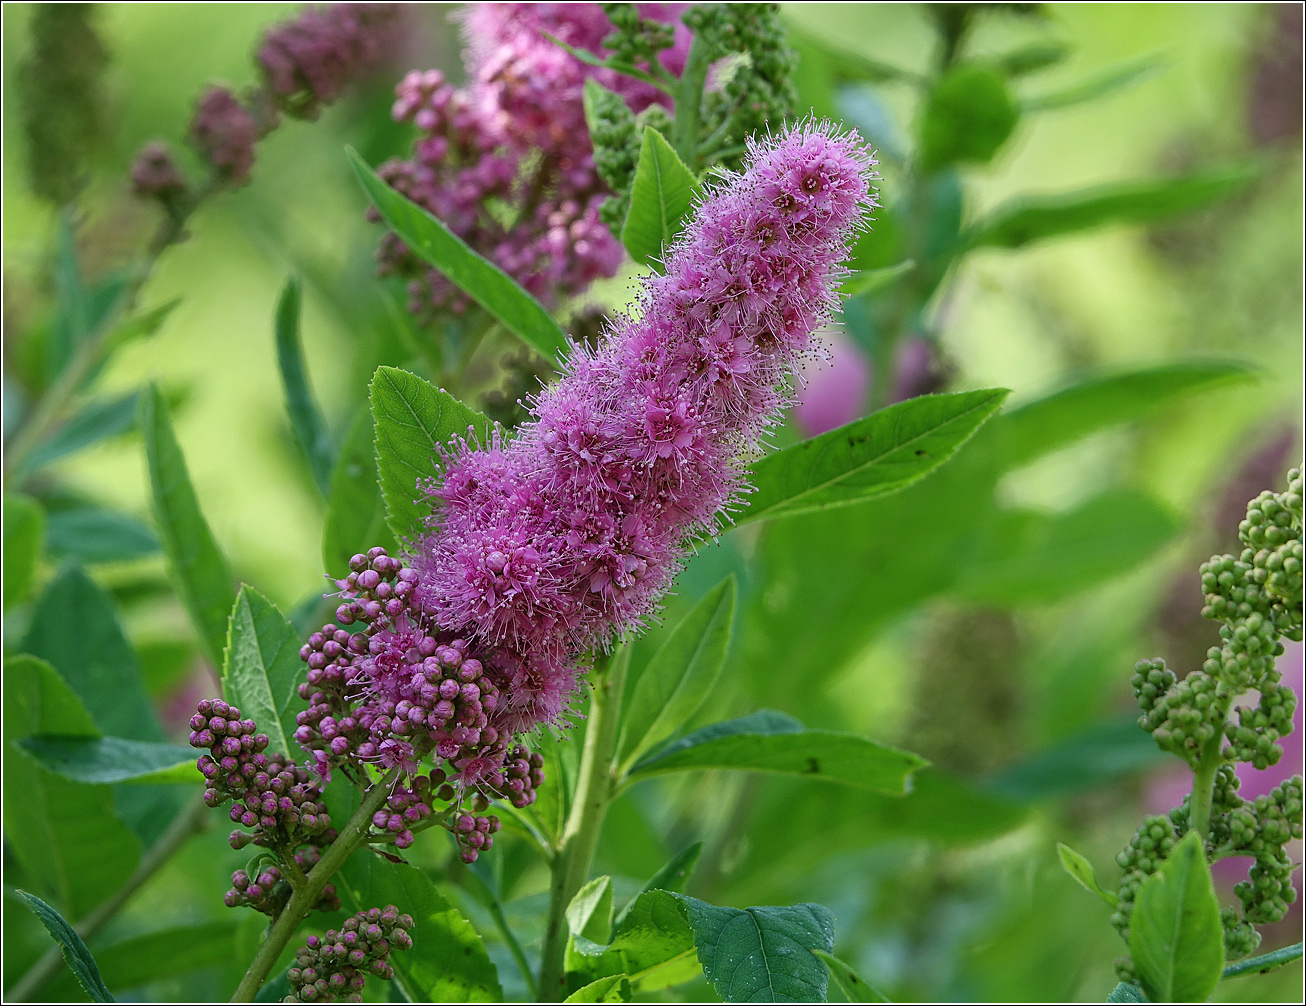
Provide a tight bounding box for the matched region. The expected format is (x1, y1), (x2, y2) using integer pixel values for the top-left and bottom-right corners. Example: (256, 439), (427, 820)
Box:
(2, 3), (1302, 1002)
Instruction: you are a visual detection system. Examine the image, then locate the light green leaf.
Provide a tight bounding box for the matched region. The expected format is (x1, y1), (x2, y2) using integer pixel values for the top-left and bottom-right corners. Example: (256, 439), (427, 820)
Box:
(568, 889), (699, 993)
(370, 366), (497, 543)
(996, 361), (1258, 469)
(275, 276), (334, 496)
(1221, 941), (1303, 979)
(840, 260), (915, 299)
(679, 896), (835, 1003)
(1022, 52), (1164, 111)
(16, 891), (114, 1002)
(348, 147), (571, 365)
(630, 710), (926, 795)
(617, 844), (703, 927)
(140, 384), (235, 667)
(19, 736), (199, 786)
(222, 586), (304, 759)
(620, 576), (735, 770)
(1056, 843), (1119, 907)
(620, 128), (699, 270)
(45, 920), (241, 1000)
(3, 493), (44, 609)
(568, 876), (615, 946)
(812, 950), (890, 1003)
(987, 716), (1167, 801)
(919, 63), (1019, 171)
(45, 507), (159, 564)
(1130, 831), (1224, 1003)
(22, 391), (140, 477)
(322, 405), (397, 577)
(564, 975), (631, 1002)
(100, 298), (181, 357)
(735, 389), (1008, 526)
(997, 40), (1072, 77)
(336, 855), (503, 1002)
(965, 164), (1261, 249)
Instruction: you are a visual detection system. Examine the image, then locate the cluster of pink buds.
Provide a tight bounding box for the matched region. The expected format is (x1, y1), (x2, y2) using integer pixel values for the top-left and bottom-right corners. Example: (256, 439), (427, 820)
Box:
(225, 846), (340, 917)
(286, 905), (414, 1003)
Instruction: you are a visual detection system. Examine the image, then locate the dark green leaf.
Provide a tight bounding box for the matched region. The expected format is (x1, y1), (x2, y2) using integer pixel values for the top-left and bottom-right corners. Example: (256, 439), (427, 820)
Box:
(679, 896), (835, 1003)
(348, 147), (571, 365)
(919, 63), (1019, 171)
(19, 736), (199, 786)
(617, 844), (703, 927)
(840, 260), (915, 299)
(965, 164), (1261, 249)
(1107, 982), (1147, 1003)
(997, 40), (1072, 77)
(631, 710), (926, 795)
(16, 890), (114, 1002)
(986, 716), (1167, 801)
(570, 889), (699, 993)
(23, 391), (140, 477)
(564, 975), (631, 1002)
(336, 855), (503, 1001)
(952, 490), (1179, 606)
(45, 507), (159, 564)
(275, 277), (335, 496)
(620, 128), (699, 270)
(322, 405), (397, 576)
(22, 565), (162, 741)
(620, 576), (735, 769)
(568, 876), (615, 945)
(812, 950), (889, 1003)
(3, 656), (141, 919)
(735, 390), (1009, 526)
(996, 361), (1259, 468)
(100, 298), (182, 357)
(1221, 941), (1303, 979)
(140, 384), (235, 666)
(1056, 843), (1119, 906)
(222, 586), (304, 759)
(1130, 831), (1224, 1003)
(1022, 52), (1164, 111)
(3, 493), (43, 609)
(786, 25), (920, 85)
(370, 366), (497, 543)
(44, 920), (241, 999)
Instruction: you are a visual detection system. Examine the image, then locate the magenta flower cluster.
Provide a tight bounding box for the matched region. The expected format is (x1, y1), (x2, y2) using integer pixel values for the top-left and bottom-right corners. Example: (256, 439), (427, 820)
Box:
(375, 3), (688, 320)
(414, 122), (877, 730)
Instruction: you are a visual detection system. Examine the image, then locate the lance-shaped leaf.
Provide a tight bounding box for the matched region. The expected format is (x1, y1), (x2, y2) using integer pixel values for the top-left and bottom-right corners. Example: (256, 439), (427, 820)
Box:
(16, 891), (115, 1003)
(812, 950), (890, 1003)
(621, 128), (699, 270)
(567, 876), (615, 946)
(140, 384), (235, 666)
(630, 710), (926, 795)
(964, 163), (1261, 249)
(1056, 843), (1119, 906)
(840, 259), (915, 299)
(1221, 941), (1303, 979)
(21, 390), (141, 478)
(564, 976), (631, 1002)
(734, 388), (1007, 526)
(1130, 830), (1224, 1003)
(322, 405), (397, 576)
(1022, 52), (1164, 111)
(222, 586), (303, 759)
(45, 507), (159, 564)
(370, 366), (497, 543)
(275, 276), (334, 496)
(19, 736), (199, 786)
(3, 493), (43, 609)
(620, 576), (735, 770)
(348, 147), (571, 365)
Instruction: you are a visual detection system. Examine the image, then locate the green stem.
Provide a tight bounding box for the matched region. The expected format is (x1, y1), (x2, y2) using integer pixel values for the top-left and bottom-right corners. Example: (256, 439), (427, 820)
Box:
(672, 34), (712, 170)
(230, 770), (398, 1002)
(1188, 732), (1224, 844)
(1221, 941), (1304, 979)
(536, 651), (628, 1002)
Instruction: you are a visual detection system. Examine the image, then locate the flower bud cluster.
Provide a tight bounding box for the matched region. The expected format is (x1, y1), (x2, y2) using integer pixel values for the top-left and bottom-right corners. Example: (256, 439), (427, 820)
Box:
(225, 846), (340, 918)
(1110, 814), (1178, 957)
(1131, 660), (1229, 768)
(1232, 776), (1304, 925)
(285, 905), (414, 1003)
(130, 141), (188, 203)
(188, 87), (260, 185)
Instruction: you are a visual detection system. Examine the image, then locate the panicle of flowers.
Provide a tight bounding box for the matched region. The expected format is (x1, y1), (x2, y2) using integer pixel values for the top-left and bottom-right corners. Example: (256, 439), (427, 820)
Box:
(374, 3), (687, 321)
(414, 122), (877, 732)
(285, 905), (414, 1004)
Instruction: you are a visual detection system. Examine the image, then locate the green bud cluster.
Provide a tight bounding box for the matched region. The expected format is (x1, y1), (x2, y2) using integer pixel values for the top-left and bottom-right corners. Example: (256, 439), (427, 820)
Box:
(683, 3), (798, 168)
(602, 3), (677, 73)
(586, 83), (671, 231)
(1110, 814), (1178, 956)
(1131, 659), (1228, 768)
(1232, 777), (1304, 926)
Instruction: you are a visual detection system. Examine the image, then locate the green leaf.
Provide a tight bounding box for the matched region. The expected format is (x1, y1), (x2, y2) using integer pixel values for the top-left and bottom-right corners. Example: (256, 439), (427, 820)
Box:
(370, 366), (497, 543)
(348, 147), (570, 365)
(965, 164), (1261, 249)
(19, 736), (199, 786)
(812, 950), (889, 1003)
(45, 920), (241, 1000)
(568, 876), (615, 946)
(1130, 831), (1224, 1003)
(1221, 941), (1303, 979)
(3, 656), (141, 919)
(996, 361), (1258, 469)
(620, 576), (735, 770)
(679, 896), (835, 1003)
(569, 889), (699, 993)
(140, 384), (235, 666)
(997, 40), (1072, 77)
(221, 586), (304, 759)
(919, 63), (1020, 171)
(322, 405), (397, 576)
(620, 128), (699, 270)
(1107, 982), (1147, 1003)
(1022, 52), (1164, 111)
(564, 975), (631, 1002)
(3, 493), (44, 609)
(45, 507), (159, 564)
(840, 260), (915, 299)
(335, 855), (503, 1002)
(275, 277), (335, 496)
(952, 490), (1180, 606)
(631, 710), (926, 795)
(1056, 843), (1119, 907)
(986, 716), (1167, 801)
(22, 391), (140, 477)
(16, 891), (114, 1002)
(100, 298), (182, 357)
(735, 390), (1009, 526)
(22, 565), (162, 741)
(618, 844), (703, 927)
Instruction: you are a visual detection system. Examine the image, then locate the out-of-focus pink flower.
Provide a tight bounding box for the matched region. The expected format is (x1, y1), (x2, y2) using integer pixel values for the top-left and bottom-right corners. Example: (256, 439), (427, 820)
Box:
(793, 330), (870, 437)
